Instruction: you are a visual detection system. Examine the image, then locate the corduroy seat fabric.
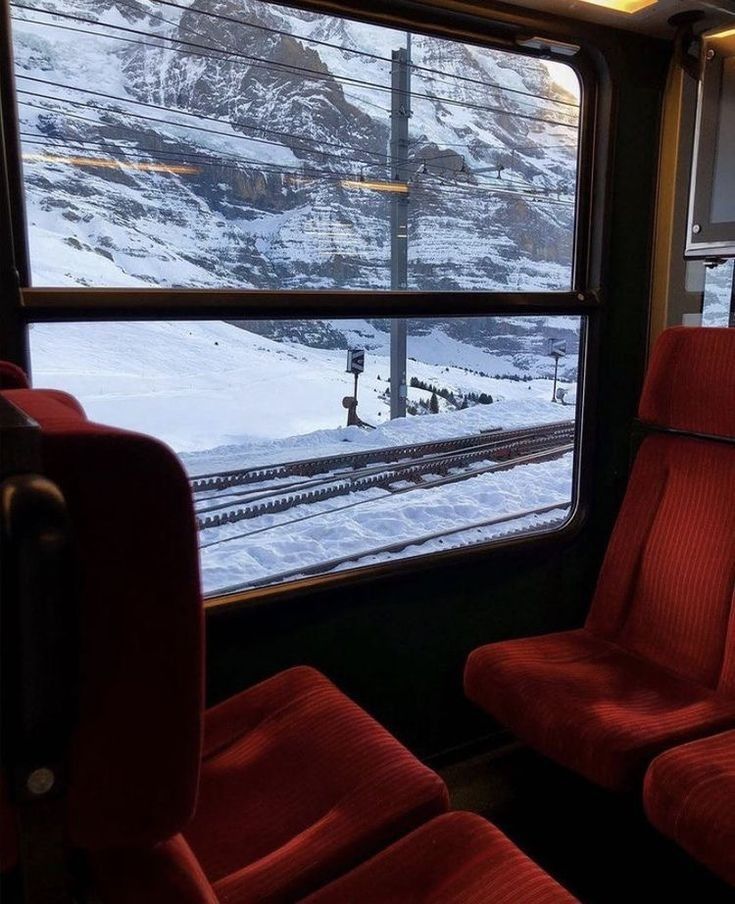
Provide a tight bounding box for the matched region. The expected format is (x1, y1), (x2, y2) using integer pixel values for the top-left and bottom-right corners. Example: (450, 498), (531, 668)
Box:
(644, 730), (735, 886)
(185, 666), (449, 903)
(301, 812), (578, 904)
(1, 383), (449, 902)
(465, 328), (735, 791)
(0, 361), (29, 389)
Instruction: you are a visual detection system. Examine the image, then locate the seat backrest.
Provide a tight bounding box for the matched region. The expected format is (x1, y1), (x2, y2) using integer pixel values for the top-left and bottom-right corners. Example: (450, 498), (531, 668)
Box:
(586, 328), (735, 694)
(0, 362), (29, 390)
(1, 387), (205, 852)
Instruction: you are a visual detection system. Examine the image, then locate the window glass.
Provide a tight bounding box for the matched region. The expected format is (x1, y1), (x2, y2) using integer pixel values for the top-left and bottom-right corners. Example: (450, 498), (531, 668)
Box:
(680, 259), (734, 327)
(30, 315), (581, 594)
(11, 0), (580, 291)
(702, 259), (734, 327)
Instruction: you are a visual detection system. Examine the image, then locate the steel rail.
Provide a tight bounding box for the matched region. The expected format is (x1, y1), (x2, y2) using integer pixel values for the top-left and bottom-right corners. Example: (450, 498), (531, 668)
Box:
(198, 440), (574, 540)
(190, 420), (575, 492)
(195, 429), (575, 529)
(193, 422), (573, 511)
(212, 499), (571, 593)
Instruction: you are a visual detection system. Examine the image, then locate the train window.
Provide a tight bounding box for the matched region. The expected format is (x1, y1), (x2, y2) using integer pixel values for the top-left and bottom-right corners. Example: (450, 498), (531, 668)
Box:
(679, 258), (735, 327)
(29, 316), (581, 595)
(11, 0), (580, 292)
(702, 260), (734, 327)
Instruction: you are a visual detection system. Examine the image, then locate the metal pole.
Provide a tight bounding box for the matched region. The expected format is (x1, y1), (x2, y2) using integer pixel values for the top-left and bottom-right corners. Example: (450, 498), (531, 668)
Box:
(353, 371), (359, 405)
(390, 37), (410, 419)
(551, 355), (559, 402)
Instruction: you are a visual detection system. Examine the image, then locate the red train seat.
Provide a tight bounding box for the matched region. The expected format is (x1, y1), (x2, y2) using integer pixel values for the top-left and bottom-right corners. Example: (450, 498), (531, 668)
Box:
(0, 386), (448, 901)
(184, 666), (448, 902)
(644, 730), (735, 886)
(0, 361), (29, 389)
(465, 327), (735, 790)
(301, 812), (578, 904)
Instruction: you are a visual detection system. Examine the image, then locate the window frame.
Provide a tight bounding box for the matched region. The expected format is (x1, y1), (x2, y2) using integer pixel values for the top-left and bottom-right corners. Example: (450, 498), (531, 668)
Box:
(0, 0), (611, 609)
(686, 28), (735, 259)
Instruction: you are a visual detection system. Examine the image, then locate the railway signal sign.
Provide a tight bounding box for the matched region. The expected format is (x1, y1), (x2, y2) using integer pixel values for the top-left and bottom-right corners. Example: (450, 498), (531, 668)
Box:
(347, 349), (365, 374)
(548, 339), (566, 403)
(345, 349), (366, 427)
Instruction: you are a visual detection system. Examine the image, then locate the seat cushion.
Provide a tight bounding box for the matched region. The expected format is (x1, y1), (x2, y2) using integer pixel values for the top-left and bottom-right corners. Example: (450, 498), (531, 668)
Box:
(465, 630), (735, 791)
(89, 834), (217, 904)
(644, 730), (735, 886)
(301, 811), (577, 904)
(185, 666), (449, 903)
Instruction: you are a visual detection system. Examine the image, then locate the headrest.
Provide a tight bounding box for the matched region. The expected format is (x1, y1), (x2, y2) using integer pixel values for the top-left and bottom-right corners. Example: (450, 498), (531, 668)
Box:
(638, 327), (735, 438)
(2, 388), (87, 423)
(0, 361), (30, 390)
(3, 389), (204, 850)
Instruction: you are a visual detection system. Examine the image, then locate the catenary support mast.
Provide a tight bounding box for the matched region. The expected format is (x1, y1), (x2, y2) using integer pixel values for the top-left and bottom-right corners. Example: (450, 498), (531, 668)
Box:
(390, 36), (411, 419)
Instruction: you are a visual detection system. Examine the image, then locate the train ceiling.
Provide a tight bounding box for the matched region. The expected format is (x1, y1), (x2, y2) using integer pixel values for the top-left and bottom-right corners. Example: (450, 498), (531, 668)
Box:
(497, 0), (735, 37)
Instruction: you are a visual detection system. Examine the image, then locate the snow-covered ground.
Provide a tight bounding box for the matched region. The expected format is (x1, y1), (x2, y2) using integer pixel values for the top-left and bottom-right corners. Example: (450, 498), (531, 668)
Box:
(30, 319), (578, 455)
(200, 453), (573, 593)
(30, 318), (578, 594)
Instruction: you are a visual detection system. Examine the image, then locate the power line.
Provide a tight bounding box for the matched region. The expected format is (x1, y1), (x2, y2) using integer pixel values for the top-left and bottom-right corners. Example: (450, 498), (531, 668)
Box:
(19, 131), (574, 203)
(18, 131), (358, 181)
(146, 0), (577, 109)
(12, 4), (396, 99)
(12, 15), (395, 163)
(12, 19), (400, 164)
(18, 83), (568, 185)
(410, 138), (577, 151)
(410, 63), (578, 108)
(16, 76), (392, 168)
(12, 17), (574, 170)
(17, 80), (574, 196)
(11, 4), (579, 129)
(17, 108), (365, 181)
(144, 0), (392, 64)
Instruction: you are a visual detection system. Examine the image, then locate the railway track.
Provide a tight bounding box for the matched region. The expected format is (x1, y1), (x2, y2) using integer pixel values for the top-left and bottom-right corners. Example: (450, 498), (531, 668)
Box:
(190, 421), (573, 493)
(193, 420), (575, 531)
(211, 500), (572, 594)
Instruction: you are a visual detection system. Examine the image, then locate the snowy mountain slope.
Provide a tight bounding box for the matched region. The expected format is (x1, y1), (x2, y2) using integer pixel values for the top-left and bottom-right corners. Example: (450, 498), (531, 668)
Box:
(17, 2), (583, 596)
(13, 0), (579, 290)
(29, 318), (577, 453)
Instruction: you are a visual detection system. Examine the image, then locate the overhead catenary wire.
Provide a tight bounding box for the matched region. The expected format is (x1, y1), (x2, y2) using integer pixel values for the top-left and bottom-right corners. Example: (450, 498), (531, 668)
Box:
(409, 62), (579, 108)
(11, 4), (579, 129)
(16, 77), (393, 168)
(19, 130), (574, 204)
(143, 0), (393, 64)
(18, 100), (573, 198)
(136, 0), (579, 109)
(11, 19), (574, 168)
(11, 10), (399, 157)
(17, 85), (573, 191)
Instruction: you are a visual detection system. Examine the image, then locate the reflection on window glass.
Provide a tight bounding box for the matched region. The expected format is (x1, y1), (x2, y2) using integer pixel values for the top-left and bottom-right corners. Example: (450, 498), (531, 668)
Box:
(702, 260), (734, 327)
(12, 1), (579, 290)
(30, 316), (581, 594)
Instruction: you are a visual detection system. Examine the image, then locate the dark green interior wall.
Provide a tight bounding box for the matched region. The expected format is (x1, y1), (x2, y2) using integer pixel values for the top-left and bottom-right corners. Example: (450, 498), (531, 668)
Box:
(203, 33), (671, 760)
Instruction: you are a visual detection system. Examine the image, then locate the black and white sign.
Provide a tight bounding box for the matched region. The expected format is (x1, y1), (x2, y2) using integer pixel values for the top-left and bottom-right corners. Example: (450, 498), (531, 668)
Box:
(548, 339), (566, 358)
(346, 349), (365, 374)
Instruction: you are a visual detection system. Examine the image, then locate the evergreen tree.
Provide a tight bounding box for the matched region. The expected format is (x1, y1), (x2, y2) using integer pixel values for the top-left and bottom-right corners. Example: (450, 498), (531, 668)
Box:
(430, 391), (439, 414)
(460, 398), (469, 410)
